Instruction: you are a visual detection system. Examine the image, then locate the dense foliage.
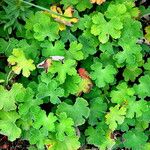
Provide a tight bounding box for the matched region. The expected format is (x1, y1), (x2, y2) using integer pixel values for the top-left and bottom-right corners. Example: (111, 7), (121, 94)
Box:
(0, 0), (150, 149)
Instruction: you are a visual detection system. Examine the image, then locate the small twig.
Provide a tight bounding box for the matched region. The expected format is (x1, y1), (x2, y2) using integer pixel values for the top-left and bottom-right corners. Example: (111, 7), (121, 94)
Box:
(5, 39), (11, 53)
(104, 95), (110, 103)
(22, 0), (74, 19)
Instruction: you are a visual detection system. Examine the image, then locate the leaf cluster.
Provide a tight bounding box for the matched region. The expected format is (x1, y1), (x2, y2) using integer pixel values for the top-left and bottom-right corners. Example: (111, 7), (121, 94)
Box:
(0, 0), (149, 150)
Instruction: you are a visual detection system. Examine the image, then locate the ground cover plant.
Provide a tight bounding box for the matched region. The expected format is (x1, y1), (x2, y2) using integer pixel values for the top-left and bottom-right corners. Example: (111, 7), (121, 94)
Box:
(0, 0), (150, 149)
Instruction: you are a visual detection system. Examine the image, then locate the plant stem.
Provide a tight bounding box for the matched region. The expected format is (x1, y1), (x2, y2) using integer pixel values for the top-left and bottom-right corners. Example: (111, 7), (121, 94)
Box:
(5, 70), (13, 85)
(22, 0), (74, 19)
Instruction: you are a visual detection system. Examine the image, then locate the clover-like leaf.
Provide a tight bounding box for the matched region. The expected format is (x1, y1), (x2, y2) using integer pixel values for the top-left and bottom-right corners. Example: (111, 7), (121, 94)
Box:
(40, 40), (65, 57)
(90, 59), (117, 88)
(78, 30), (99, 58)
(91, 12), (123, 43)
(105, 3), (127, 19)
(49, 59), (77, 84)
(115, 19), (143, 66)
(123, 129), (148, 150)
(134, 75), (150, 98)
(105, 2), (139, 21)
(0, 83), (25, 111)
(88, 97), (107, 126)
(76, 0), (92, 12)
(37, 72), (64, 104)
(56, 113), (76, 141)
(105, 105), (126, 131)
(46, 136), (80, 150)
(27, 127), (49, 149)
(144, 58), (150, 72)
(85, 122), (108, 147)
(60, 0), (92, 12)
(8, 49), (35, 77)
(25, 12), (59, 41)
(33, 109), (57, 132)
(62, 75), (81, 97)
(66, 41), (83, 61)
(126, 98), (148, 119)
(123, 66), (142, 81)
(45, 112), (80, 150)
(110, 82), (135, 104)
(18, 88), (42, 115)
(57, 98), (90, 126)
(0, 110), (21, 141)
(85, 122), (115, 149)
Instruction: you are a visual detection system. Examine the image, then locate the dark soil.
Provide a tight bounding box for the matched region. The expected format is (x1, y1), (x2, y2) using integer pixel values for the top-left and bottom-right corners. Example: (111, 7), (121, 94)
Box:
(0, 134), (29, 150)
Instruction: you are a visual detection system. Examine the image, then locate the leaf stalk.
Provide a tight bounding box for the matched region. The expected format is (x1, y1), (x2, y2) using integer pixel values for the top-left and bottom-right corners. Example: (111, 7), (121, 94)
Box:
(22, 0), (74, 19)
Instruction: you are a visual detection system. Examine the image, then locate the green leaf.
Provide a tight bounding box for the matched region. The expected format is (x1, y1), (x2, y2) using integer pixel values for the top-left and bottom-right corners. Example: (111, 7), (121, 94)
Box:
(57, 98), (90, 126)
(33, 109), (57, 132)
(46, 136), (80, 150)
(1, 0), (33, 34)
(16, 39), (40, 60)
(18, 88), (42, 115)
(118, 118), (135, 131)
(85, 122), (115, 150)
(76, 0), (92, 12)
(105, 105), (126, 131)
(60, 29), (77, 43)
(91, 12), (123, 43)
(83, 86), (102, 99)
(66, 41), (83, 61)
(144, 58), (150, 71)
(99, 42), (116, 55)
(110, 82), (135, 104)
(105, 2), (139, 21)
(88, 97), (107, 126)
(78, 30), (99, 58)
(142, 143), (150, 150)
(137, 102), (150, 123)
(123, 129), (148, 150)
(139, 6), (150, 16)
(105, 4), (127, 19)
(37, 72), (64, 104)
(41, 40), (65, 57)
(27, 127), (48, 149)
(0, 86), (16, 111)
(0, 38), (8, 54)
(62, 75), (81, 97)
(61, 0), (92, 12)
(60, 0), (79, 8)
(56, 113), (76, 141)
(25, 12), (59, 41)
(126, 98), (148, 119)
(115, 19), (142, 66)
(134, 75), (150, 98)
(85, 122), (107, 147)
(0, 83), (25, 111)
(90, 59), (117, 88)
(0, 110), (21, 141)
(123, 66), (142, 81)
(0, 38), (18, 56)
(8, 48), (35, 77)
(49, 59), (77, 84)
